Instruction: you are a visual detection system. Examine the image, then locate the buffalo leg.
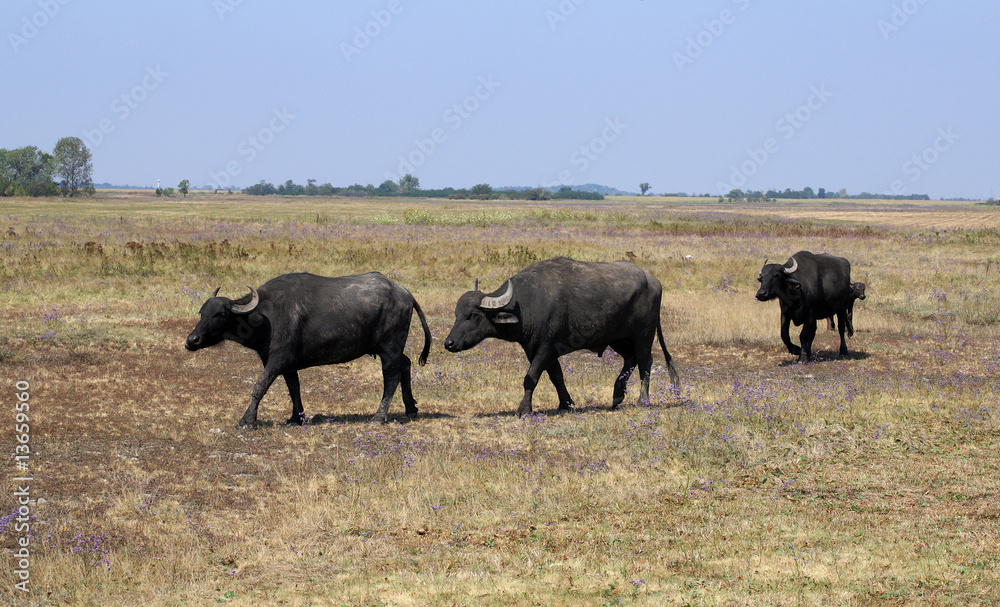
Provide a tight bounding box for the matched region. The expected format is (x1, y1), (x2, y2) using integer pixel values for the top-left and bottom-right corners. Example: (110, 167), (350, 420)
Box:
(836, 311), (849, 358)
(636, 348), (654, 404)
(399, 354), (419, 419)
(780, 312), (801, 357)
(239, 367), (281, 428)
(283, 370), (305, 425)
(798, 320), (817, 362)
(370, 354), (402, 424)
(545, 361), (574, 410)
(611, 353), (637, 410)
(518, 352), (554, 417)
(845, 301), (856, 337)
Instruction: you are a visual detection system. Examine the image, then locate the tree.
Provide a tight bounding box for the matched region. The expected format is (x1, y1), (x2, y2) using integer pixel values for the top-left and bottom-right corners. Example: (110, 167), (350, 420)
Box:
(277, 179), (304, 195)
(53, 137), (93, 197)
(398, 173), (420, 192)
(640, 182), (650, 196)
(244, 180), (277, 195)
(178, 179), (190, 197)
(0, 146), (58, 196)
(522, 188), (551, 201)
(470, 183), (493, 200)
(305, 179), (318, 196)
(377, 179), (399, 195)
(727, 189), (745, 202)
(163, 187), (175, 197)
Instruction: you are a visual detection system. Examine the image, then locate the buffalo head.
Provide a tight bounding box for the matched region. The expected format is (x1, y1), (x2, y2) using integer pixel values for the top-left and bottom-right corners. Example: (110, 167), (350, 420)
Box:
(443, 280), (518, 352)
(755, 257), (800, 302)
(185, 286), (260, 351)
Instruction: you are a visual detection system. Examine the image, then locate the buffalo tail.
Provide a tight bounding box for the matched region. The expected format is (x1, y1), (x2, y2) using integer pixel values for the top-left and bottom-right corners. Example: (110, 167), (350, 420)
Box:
(413, 298), (431, 366)
(657, 319), (681, 390)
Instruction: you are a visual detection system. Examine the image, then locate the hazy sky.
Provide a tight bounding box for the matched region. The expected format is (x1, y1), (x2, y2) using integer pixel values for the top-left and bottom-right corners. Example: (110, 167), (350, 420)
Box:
(3, 1), (997, 198)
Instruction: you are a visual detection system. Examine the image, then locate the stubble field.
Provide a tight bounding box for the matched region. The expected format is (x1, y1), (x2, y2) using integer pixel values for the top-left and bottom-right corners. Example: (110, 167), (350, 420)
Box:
(1, 193), (999, 606)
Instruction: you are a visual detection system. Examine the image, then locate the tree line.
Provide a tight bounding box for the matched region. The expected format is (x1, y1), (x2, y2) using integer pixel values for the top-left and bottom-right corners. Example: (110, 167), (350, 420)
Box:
(242, 175), (604, 200)
(723, 187), (931, 202)
(0, 137), (94, 197)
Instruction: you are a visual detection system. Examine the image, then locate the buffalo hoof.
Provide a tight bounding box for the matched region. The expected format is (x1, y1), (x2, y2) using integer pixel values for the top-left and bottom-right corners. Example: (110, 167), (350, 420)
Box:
(405, 407), (419, 420)
(237, 419), (259, 430)
(284, 416), (304, 426)
(516, 405), (533, 418)
(368, 415), (388, 425)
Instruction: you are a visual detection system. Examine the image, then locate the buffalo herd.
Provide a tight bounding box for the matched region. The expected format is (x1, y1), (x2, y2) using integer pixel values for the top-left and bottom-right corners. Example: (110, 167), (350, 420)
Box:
(186, 251), (865, 426)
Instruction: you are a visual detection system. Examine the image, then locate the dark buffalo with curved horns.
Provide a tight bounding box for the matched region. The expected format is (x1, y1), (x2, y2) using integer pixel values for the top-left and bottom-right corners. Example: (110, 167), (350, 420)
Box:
(443, 256), (680, 416)
(185, 272), (431, 426)
(755, 251), (857, 362)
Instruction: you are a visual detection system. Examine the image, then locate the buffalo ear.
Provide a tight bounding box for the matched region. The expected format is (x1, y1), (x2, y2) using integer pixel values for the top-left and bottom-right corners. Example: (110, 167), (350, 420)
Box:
(491, 312), (520, 324)
(788, 278), (802, 289)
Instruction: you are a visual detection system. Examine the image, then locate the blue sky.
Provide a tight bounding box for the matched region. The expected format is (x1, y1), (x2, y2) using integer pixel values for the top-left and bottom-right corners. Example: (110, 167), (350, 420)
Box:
(3, 1), (997, 198)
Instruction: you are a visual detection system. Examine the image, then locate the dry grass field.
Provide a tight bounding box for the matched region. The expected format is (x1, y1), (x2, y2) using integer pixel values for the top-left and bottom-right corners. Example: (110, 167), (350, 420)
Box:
(1, 193), (999, 606)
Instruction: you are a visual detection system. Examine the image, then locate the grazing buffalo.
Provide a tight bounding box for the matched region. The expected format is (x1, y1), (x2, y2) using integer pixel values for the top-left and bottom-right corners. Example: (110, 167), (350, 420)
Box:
(185, 272), (431, 427)
(826, 281), (866, 336)
(756, 251), (856, 362)
(443, 256), (680, 416)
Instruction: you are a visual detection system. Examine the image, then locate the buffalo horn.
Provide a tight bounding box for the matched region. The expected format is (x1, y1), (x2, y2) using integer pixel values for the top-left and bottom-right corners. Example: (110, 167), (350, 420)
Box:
(784, 256), (798, 274)
(212, 287), (221, 298)
(479, 280), (513, 309)
(231, 286), (259, 314)
(474, 278), (479, 291)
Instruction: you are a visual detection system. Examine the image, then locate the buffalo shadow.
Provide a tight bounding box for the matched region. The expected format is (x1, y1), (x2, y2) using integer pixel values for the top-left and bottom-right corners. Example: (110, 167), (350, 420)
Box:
(471, 397), (689, 419)
(776, 349), (871, 367)
(234, 411), (457, 428)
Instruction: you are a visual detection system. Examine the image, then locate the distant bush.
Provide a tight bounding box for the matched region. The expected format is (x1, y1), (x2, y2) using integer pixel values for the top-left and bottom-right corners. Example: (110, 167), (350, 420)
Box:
(551, 186), (603, 200)
(244, 180), (277, 195)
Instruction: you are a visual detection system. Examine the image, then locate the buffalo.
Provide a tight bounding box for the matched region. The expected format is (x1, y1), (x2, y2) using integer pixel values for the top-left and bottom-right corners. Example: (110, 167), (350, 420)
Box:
(756, 251), (857, 362)
(185, 272), (431, 426)
(826, 281), (866, 336)
(443, 256), (680, 416)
